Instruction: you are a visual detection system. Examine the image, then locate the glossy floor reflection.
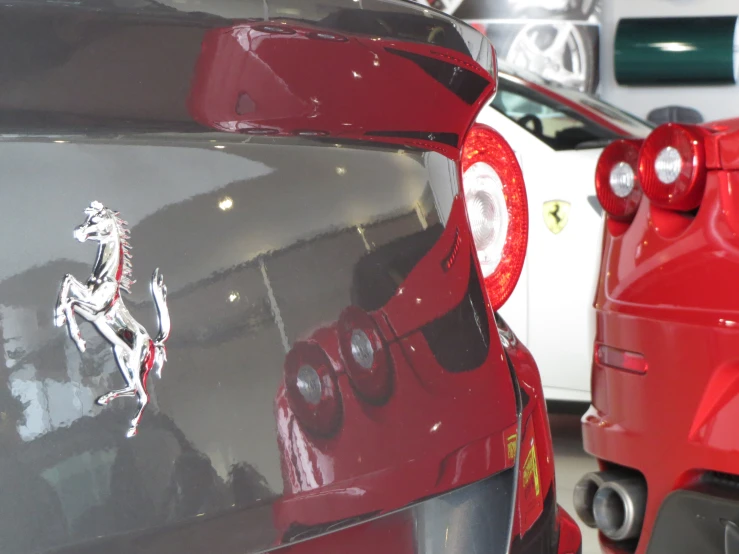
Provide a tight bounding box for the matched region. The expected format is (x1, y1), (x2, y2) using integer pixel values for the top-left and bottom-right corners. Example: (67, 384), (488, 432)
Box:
(549, 406), (600, 554)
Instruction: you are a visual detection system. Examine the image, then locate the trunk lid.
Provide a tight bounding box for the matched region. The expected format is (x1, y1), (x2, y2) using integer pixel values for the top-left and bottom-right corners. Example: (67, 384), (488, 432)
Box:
(0, 1), (519, 553)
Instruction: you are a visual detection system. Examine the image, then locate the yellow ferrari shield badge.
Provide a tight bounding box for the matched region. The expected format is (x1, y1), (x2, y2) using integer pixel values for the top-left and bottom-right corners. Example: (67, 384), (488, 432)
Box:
(543, 200), (570, 235)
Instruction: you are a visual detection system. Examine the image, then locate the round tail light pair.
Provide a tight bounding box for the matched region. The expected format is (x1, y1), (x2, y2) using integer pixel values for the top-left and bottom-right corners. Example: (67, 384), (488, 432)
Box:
(595, 139), (643, 221)
(285, 308), (393, 436)
(461, 124), (528, 311)
(596, 123), (709, 221)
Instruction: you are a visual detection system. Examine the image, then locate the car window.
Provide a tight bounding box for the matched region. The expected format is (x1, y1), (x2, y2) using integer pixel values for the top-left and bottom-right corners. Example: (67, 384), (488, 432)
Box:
(549, 84), (654, 138)
(491, 75), (644, 150)
(577, 96), (654, 138)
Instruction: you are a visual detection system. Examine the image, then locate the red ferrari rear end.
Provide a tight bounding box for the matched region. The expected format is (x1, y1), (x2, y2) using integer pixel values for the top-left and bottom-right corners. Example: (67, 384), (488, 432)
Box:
(577, 119), (739, 554)
(0, 1), (579, 553)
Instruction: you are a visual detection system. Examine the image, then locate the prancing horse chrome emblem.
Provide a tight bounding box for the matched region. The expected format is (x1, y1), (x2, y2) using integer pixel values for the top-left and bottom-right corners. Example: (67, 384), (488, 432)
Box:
(54, 201), (171, 437)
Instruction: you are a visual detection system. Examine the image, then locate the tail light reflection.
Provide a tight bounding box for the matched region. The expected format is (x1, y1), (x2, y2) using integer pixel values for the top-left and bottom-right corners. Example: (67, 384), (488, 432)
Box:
(285, 341), (343, 436)
(337, 306), (393, 405)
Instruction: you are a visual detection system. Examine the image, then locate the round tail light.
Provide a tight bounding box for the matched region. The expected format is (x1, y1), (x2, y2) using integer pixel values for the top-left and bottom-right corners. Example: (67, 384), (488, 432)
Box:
(638, 123), (708, 211)
(461, 124), (528, 311)
(595, 139), (643, 221)
(284, 341), (342, 436)
(338, 306), (393, 405)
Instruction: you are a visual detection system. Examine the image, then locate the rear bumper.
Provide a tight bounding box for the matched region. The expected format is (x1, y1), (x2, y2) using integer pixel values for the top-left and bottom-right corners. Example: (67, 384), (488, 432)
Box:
(596, 479), (739, 554)
(647, 483), (739, 554)
(279, 473), (581, 554)
(583, 309), (739, 553)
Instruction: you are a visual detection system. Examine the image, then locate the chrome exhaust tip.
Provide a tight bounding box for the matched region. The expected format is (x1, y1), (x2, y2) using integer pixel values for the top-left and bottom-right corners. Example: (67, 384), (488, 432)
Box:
(592, 477), (647, 542)
(573, 471), (622, 528)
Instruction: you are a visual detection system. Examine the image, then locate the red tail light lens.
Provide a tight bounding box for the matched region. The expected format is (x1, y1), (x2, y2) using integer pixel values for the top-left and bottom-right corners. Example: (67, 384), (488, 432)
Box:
(285, 341), (342, 436)
(461, 124), (528, 311)
(595, 139), (643, 221)
(638, 123), (708, 211)
(338, 306), (393, 405)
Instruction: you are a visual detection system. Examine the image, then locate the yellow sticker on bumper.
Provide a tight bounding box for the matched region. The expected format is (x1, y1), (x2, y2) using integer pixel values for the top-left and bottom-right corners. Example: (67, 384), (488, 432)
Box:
(522, 440), (541, 497)
(507, 433), (517, 463)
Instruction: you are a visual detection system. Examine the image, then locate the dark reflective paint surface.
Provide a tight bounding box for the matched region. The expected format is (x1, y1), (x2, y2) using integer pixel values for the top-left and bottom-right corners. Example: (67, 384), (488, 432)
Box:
(0, 1), (518, 553)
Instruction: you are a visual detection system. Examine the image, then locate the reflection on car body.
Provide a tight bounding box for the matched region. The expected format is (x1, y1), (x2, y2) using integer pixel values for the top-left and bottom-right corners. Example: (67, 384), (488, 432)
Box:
(0, 1), (580, 553)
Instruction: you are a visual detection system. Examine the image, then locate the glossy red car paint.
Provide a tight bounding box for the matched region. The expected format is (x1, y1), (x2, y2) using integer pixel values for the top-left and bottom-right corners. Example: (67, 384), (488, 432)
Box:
(275, 311), (577, 553)
(188, 21), (497, 159)
(584, 119), (739, 553)
(273, 197), (580, 553)
(274, 201), (516, 534)
(188, 17), (581, 554)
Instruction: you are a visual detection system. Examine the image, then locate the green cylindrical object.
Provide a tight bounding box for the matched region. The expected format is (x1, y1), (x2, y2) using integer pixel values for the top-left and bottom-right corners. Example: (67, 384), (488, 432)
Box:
(615, 16), (739, 85)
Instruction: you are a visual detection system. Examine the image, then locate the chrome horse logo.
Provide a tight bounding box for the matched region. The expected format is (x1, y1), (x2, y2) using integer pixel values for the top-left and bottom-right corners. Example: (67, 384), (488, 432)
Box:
(54, 201), (171, 437)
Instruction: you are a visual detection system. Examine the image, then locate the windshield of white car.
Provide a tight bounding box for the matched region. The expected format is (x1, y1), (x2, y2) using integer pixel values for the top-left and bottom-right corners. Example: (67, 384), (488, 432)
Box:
(491, 74), (653, 150)
(573, 138), (615, 150)
(554, 87), (654, 138)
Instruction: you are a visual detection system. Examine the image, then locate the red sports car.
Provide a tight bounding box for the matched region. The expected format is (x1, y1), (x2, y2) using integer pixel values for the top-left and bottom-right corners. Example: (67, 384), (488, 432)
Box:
(575, 119), (739, 554)
(0, 1), (580, 554)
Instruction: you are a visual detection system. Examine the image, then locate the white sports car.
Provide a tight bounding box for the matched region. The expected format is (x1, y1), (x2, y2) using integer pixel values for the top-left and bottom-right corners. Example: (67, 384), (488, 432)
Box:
(476, 62), (652, 402)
